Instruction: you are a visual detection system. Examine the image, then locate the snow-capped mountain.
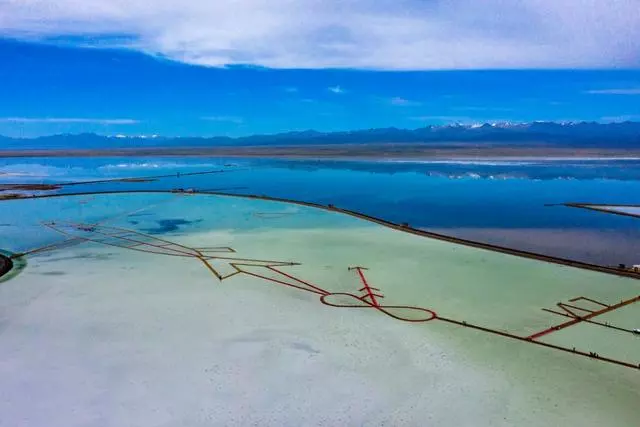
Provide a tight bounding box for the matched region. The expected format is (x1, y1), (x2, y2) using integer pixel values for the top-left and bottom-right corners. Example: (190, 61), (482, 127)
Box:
(2, 121), (639, 150)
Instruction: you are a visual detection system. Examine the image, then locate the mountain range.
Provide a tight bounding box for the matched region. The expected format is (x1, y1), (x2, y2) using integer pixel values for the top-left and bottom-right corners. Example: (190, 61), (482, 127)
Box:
(2, 121), (640, 150)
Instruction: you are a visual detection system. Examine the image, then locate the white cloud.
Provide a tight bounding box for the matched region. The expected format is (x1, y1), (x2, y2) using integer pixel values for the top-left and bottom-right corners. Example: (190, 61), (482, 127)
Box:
(283, 87), (298, 93)
(201, 116), (243, 124)
(1, 1), (639, 70)
(390, 97), (421, 106)
(0, 117), (139, 124)
(328, 85), (344, 94)
(586, 88), (640, 95)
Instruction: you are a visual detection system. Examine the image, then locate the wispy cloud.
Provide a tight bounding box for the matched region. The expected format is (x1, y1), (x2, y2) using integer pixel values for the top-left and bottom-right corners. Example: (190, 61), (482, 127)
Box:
(283, 87), (298, 93)
(1, 1), (639, 70)
(390, 97), (421, 107)
(201, 115), (244, 124)
(328, 85), (344, 94)
(585, 88), (640, 95)
(601, 115), (640, 122)
(453, 106), (514, 112)
(0, 117), (139, 124)
(409, 115), (474, 122)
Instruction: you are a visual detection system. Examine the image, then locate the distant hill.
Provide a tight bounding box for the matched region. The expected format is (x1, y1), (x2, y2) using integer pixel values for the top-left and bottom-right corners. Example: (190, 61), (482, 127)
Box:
(2, 121), (640, 150)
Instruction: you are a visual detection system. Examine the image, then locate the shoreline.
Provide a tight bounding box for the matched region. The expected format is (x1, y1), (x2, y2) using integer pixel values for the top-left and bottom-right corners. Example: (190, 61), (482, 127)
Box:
(2, 145), (640, 159)
(2, 189), (639, 281)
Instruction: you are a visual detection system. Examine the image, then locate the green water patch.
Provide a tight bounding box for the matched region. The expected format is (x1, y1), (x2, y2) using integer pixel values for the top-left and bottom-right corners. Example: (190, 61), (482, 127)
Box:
(0, 249), (26, 283)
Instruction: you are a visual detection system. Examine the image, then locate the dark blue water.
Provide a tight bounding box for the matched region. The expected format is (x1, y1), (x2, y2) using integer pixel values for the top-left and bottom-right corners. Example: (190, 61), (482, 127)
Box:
(2, 156), (639, 265)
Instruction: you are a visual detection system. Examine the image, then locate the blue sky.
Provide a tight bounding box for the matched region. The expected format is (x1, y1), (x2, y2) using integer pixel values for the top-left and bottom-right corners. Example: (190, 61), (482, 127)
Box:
(1, 0), (639, 137)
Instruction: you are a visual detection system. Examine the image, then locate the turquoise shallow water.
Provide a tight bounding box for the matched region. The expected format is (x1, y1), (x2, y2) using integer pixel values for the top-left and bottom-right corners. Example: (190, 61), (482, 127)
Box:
(1, 156), (640, 265)
(2, 192), (638, 351)
(0, 191), (638, 426)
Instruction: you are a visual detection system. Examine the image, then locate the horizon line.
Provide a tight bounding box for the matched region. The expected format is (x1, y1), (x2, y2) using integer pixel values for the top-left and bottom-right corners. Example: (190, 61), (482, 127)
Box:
(2, 119), (639, 140)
